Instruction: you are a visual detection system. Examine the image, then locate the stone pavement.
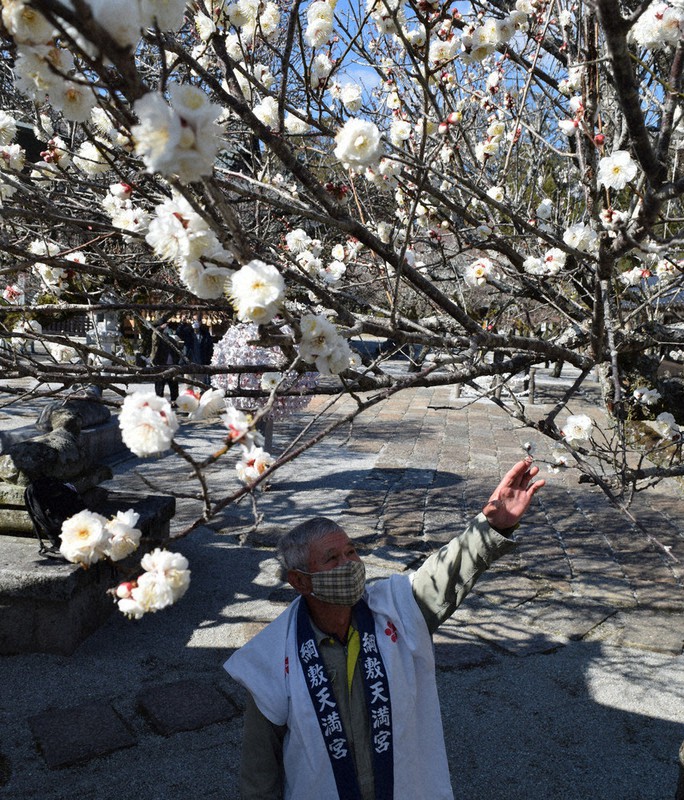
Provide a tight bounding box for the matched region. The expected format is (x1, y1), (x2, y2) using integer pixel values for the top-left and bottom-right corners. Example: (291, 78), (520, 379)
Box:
(1, 367), (683, 799)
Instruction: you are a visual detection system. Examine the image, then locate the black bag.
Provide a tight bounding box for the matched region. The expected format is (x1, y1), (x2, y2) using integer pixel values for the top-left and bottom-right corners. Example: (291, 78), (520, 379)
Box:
(24, 477), (87, 558)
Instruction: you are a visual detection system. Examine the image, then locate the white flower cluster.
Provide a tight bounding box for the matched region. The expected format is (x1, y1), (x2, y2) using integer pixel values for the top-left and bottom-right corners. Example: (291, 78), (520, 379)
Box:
(60, 508), (142, 565)
(220, 409), (275, 486)
(299, 313), (353, 375)
(475, 119), (508, 163)
(305, 0), (335, 48)
(132, 84), (224, 184)
(562, 413), (593, 446)
(223, 406), (262, 445)
(29, 239), (67, 296)
(85, 0), (187, 48)
(562, 222), (598, 254)
(116, 548), (191, 619)
(367, 0), (406, 36)
(102, 182), (150, 238)
(633, 386), (661, 406)
(619, 265), (651, 287)
(461, 8), (523, 62)
(285, 229), (349, 284)
(628, 2), (684, 50)
(4, 0), (183, 121)
(6, 10), (96, 122)
(119, 391), (179, 457)
(146, 192), (234, 299)
(224, 0), (281, 43)
(523, 248), (567, 277)
(0, 110), (23, 203)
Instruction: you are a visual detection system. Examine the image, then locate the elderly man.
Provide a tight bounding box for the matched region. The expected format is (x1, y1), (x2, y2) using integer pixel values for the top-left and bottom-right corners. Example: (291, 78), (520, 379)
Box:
(224, 459), (544, 800)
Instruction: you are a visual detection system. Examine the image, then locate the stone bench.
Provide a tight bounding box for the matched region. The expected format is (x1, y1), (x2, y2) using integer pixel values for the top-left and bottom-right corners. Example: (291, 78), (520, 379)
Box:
(0, 492), (175, 655)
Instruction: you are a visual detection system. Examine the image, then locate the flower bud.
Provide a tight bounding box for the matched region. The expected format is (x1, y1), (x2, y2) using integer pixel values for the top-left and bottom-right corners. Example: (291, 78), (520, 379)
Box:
(116, 581), (135, 599)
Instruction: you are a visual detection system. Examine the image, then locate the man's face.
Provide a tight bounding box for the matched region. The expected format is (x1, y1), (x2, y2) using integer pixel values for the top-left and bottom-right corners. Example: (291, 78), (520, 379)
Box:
(306, 530), (361, 574)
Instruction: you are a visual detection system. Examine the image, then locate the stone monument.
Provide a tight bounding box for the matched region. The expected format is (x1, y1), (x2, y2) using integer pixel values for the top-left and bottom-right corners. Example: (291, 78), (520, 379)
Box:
(0, 392), (176, 655)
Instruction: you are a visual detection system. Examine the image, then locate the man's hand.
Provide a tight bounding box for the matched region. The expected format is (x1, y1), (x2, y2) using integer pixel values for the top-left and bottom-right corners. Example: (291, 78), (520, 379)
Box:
(482, 458), (545, 533)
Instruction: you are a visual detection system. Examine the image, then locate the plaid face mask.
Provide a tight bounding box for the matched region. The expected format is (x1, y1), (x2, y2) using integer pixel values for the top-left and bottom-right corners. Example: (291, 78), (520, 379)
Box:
(304, 560), (366, 606)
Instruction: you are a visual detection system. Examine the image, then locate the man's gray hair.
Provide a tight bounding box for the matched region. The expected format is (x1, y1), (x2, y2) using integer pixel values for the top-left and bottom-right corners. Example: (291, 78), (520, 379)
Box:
(277, 516), (346, 572)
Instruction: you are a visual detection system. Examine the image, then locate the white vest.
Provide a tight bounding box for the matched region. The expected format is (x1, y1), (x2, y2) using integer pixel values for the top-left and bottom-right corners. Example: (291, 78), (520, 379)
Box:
(224, 574), (454, 800)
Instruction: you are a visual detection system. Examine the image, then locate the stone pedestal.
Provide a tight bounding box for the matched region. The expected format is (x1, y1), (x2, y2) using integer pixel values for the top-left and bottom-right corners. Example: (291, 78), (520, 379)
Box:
(0, 492), (175, 655)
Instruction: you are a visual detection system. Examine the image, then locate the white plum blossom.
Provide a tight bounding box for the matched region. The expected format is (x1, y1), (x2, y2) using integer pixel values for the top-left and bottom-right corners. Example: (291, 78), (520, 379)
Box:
(548, 450), (570, 473)
(323, 260), (347, 282)
(654, 412), (680, 439)
(619, 266), (650, 287)
(285, 228), (312, 254)
(253, 96), (279, 129)
(334, 119), (383, 168)
(260, 371), (281, 391)
(191, 264), (233, 300)
(310, 53), (334, 86)
(141, 0), (188, 32)
(340, 83), (363, 113)
(487, 186), (505, 203)
(190, 387), (226, 420)
(633, 386), (661, 406)
(176, 388), (201, 414)
(298, 313), (352, 374)
(105, 509), (142, 561)
(51, 78), (97, 122)
(2, 0), (54, 44)
(655, 259), (678, 280)
(119, 391), (179, 457)
(236, 445), (274, 483)
(597, 150), (638, 190)
(558, 118), (579, 137)
(132, 84), (223, 183)
(0, 143), (25, 172)
(599, 208), (627, 230)
(542, 248), (567, 275)
(0, 111), (17, 145)
(285, 112), (311, 134)
(562, 414), (593, 446)
(563, 222), (598, 253)
(305, 0), (334, 47)
(145, 192), (233, 297)
(523, 256), (544, 276)
(73, 141), (111, 175)
(59, 509), (110, 565)
(118, 548), (191, 618)
(230, 260), (285, 324)
(628, 2), (684, 49)
(222, 406), (262, 446)
(87, 0), (144, 47)
(390, 118), (412, 147)
(464, 257), (496, 286)
(536, 198), (554, 220)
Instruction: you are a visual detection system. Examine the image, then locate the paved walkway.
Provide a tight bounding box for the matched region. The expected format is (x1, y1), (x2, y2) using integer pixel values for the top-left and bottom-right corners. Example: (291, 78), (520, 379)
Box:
(1, 368), (683, 799)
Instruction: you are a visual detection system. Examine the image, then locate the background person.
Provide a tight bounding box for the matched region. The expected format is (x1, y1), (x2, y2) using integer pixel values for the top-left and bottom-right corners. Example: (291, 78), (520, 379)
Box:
(149, 317), (183, 404)
(179, 313), (213, 387)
